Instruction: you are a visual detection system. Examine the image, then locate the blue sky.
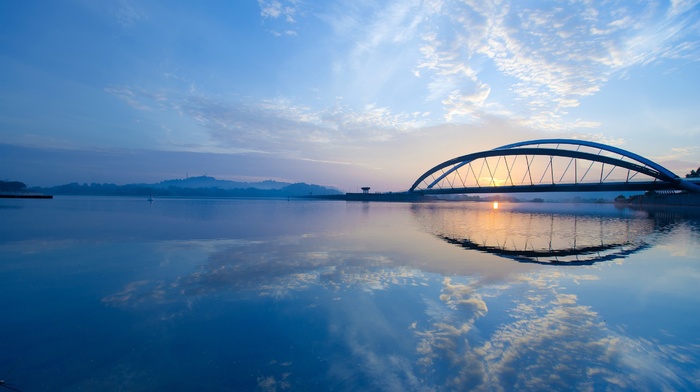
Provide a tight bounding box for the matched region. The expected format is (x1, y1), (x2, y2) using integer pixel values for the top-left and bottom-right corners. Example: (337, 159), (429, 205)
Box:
(1, 0), (699, 190)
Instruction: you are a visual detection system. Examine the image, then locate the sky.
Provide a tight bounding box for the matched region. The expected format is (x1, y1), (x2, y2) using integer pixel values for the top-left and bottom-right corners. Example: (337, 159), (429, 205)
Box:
(1, 0), (699, 191)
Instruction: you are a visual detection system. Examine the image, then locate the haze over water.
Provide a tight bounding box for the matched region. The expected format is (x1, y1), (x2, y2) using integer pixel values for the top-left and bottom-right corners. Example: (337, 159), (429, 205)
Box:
(1, 197), (699, 391)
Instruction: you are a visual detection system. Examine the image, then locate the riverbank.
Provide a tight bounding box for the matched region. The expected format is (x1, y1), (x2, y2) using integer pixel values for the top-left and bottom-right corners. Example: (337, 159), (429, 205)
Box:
(624, 192), (700, 207)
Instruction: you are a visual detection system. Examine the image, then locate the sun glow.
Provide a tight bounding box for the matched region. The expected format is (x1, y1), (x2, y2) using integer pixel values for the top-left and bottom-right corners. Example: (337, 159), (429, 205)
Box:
(493, 201), (499, 209)
(478, 176), (507, 187)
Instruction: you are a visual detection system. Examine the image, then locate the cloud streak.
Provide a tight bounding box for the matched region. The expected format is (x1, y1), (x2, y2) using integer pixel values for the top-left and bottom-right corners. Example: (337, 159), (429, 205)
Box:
(408, 1), (700, 130)
(106, 84), (430, 154)
(91, 1), (700, 174)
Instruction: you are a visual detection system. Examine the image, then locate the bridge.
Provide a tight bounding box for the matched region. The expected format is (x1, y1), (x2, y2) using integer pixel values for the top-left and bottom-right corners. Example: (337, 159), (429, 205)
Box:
(408, 139), (700, 195)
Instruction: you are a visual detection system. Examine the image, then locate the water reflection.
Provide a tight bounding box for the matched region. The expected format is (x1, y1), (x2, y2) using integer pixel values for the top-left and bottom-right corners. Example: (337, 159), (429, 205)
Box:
(412, 202), (685, 265)
(3, 198), (700, 391)
(101, 239), (432, 310)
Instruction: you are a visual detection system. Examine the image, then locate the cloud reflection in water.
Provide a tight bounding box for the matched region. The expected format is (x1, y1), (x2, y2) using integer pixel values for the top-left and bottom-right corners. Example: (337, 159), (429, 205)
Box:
(98, 202), (700, 391)
(411, 270), (700, 391)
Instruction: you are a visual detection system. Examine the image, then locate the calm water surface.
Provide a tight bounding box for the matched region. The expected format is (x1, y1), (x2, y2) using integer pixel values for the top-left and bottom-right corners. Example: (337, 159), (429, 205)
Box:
(1, 196), (699, 391)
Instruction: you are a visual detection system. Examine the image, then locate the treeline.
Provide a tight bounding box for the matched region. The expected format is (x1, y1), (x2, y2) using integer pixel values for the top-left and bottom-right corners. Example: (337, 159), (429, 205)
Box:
(0, 180), (27, 193)
(28, 182), (342, 198)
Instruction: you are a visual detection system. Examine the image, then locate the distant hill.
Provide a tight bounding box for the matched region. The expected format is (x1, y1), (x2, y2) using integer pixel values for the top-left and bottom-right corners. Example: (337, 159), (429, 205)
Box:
(151, 176), (289, 190)
(0, 180), (27, 193)
(28, 176), (342, 198)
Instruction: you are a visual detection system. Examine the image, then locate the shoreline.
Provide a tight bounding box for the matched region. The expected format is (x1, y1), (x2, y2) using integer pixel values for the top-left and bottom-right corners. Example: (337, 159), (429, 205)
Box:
(306, 192), (434, 202)
(0, 194), (53, 199)
(623, 192), (700, 207)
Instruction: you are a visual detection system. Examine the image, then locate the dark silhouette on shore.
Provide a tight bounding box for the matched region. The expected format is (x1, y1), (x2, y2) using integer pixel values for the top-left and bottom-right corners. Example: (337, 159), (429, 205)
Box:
(0, 180), (52, 199)
(22, 176), (341, 198)
(0, 181), (27, 193)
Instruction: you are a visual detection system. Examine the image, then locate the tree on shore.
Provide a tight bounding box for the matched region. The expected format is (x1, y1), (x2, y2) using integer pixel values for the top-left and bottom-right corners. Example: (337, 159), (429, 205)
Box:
(687, 166), (700, 178)
(0, 180), (27, 193)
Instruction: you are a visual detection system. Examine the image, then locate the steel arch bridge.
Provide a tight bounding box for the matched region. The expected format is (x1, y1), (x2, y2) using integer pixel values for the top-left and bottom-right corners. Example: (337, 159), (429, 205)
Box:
(409, 139), (700, 195)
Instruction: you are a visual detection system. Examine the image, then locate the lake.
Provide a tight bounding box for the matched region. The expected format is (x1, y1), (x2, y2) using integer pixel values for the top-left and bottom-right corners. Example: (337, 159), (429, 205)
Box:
(1, 196), (699, 391)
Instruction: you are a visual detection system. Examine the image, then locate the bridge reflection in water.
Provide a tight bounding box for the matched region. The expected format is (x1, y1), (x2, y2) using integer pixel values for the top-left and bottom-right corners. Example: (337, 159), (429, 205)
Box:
(411, 203), (669, 265)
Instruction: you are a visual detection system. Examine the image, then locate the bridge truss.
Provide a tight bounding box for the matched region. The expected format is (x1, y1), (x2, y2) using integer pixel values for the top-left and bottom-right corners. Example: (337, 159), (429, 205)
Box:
(409, 139), (700, 194)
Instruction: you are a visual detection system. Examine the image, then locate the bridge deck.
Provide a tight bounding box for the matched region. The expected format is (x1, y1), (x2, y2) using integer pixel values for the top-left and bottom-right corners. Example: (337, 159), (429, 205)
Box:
(414, 181), (677, 195)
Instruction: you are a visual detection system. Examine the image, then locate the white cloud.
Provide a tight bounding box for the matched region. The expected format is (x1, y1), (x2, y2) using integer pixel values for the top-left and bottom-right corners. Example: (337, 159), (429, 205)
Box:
(652, 146), (699, 162)
(258, 0), (301, 35)
(669, 0), (700, 17)
(106, 83), (429, 154)
(406, 0), (700, 130)
(96, 1), (700, 182)
(349, 0), (425, 61)
(441, 83), (492, 122)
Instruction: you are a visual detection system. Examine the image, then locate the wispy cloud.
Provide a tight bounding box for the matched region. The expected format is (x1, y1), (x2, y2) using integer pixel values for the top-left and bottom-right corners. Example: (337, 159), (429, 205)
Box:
(107, 1), (700, 155)
(652, 146), (699, 163)
(113, 0), (146, 28)
(348, 0), (425, 61)
(315, 2), (611, 129)
(406, 1), (700, 130)
(106, 83), (429, 153)
(258, 0), (302, 35)
(104, 86), (165, 111)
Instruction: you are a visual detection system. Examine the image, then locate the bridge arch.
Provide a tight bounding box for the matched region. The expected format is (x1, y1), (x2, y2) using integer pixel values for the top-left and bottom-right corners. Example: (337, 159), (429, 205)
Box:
(409, 139), (700, 194)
